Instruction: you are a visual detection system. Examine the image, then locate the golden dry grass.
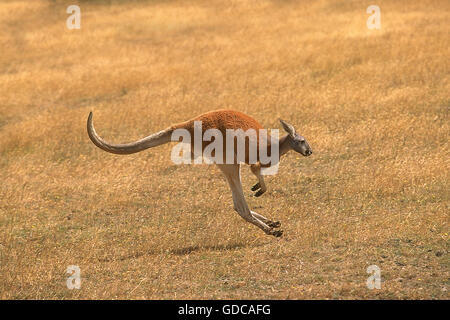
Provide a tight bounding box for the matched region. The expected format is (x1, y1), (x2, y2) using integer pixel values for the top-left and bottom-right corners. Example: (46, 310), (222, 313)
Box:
(0, 0), (448, 299)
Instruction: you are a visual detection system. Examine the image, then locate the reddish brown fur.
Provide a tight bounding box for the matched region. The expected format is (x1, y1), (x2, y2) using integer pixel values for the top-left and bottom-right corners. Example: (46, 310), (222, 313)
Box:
(172, 109), (263, 132)
(170, 109), (277, 165)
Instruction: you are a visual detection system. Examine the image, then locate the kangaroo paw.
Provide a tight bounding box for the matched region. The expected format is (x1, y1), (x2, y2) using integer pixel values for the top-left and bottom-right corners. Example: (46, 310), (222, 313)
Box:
(251, 183), (260, 191)
(254, 189), (266, 197)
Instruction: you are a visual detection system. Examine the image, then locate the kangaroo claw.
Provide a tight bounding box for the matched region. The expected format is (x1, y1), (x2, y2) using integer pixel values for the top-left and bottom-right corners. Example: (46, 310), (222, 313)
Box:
(270, 229), (283, 237)
(251, 183), (260, 191)
(267, 221), (281, 228)
(254, 189), (265, 197)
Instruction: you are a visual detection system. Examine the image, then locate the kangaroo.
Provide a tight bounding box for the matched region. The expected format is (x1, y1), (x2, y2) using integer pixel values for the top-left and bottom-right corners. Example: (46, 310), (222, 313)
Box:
(87, 109), (312, 237)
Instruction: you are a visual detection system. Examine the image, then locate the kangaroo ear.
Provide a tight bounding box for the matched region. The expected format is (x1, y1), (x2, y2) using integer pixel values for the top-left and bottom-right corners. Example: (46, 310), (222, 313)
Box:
(279, 119), (296, 137)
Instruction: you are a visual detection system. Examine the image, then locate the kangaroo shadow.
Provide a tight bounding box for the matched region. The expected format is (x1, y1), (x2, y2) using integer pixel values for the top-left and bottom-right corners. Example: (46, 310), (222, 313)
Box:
(99, 241), (262, 262)
(169, 242), (248, 256)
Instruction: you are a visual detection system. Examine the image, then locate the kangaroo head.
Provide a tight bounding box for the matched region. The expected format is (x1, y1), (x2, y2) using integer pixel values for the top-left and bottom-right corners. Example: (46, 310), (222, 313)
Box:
(279, 119), (312, 157)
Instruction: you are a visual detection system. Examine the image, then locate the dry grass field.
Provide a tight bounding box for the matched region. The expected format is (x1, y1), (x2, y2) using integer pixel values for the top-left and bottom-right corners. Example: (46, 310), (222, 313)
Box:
(0, 0), (449, 299)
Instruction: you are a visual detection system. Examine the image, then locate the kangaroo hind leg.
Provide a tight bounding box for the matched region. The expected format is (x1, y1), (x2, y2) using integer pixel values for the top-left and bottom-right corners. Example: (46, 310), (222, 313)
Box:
(217, 164), (282, 237)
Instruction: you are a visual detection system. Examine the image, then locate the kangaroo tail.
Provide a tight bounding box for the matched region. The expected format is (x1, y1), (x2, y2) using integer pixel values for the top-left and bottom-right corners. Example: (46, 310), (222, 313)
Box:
(87, 112), (173, 155)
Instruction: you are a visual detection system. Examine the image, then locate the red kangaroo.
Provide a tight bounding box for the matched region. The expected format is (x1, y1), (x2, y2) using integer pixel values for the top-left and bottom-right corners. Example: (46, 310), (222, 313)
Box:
(87, 109), (312, 237)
